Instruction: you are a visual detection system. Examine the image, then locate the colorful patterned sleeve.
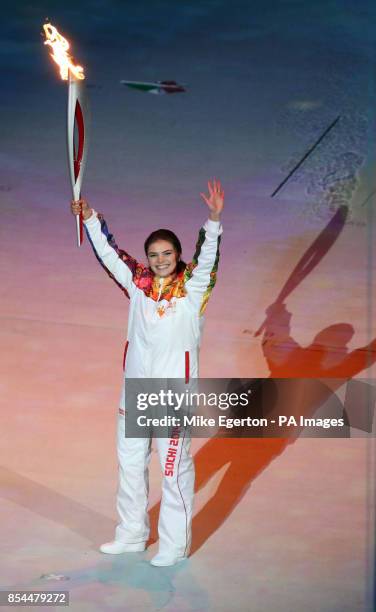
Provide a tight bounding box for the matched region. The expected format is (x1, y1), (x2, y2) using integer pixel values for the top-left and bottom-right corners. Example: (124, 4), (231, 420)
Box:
(84, 211), (147, 299)
(184, 219), (222, 315)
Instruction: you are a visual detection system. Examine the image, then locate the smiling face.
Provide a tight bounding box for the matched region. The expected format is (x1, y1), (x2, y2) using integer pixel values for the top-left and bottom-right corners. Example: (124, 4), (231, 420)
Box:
(147, 239), (179, 278)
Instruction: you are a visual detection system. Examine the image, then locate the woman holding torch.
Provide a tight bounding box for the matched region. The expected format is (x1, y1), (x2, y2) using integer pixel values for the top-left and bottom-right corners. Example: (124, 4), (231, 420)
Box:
(71, 180), (223, 566)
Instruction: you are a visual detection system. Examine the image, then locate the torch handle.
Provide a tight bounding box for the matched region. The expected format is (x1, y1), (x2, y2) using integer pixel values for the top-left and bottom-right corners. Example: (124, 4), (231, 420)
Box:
(75, 212), (83, 247)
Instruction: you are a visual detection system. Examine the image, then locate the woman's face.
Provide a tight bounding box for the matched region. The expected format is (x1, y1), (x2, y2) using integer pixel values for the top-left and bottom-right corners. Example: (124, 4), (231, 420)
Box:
(147, 239), (179, 278)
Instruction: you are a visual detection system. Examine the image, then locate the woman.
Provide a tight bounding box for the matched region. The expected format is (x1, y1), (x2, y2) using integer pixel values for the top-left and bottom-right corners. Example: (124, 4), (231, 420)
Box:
(71, 179), (224, 566)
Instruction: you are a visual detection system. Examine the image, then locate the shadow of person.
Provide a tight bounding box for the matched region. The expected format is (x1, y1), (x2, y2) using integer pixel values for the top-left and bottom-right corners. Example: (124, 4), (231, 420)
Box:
(147, 204), (376, 554)
(261, 303), (376, 378)
(182, 316), (376, 554)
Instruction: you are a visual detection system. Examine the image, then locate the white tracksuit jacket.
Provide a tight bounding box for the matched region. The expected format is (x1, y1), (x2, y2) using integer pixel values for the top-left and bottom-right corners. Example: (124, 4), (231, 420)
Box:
(84, 210), (222, 559)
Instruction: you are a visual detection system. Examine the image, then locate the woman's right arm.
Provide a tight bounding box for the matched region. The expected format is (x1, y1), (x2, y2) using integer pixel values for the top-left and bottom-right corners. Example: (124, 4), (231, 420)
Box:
(71, 199), (142, 298)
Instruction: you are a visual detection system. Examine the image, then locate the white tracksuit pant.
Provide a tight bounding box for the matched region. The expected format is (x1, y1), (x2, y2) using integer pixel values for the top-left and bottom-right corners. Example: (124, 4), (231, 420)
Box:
(84, 210), (222, 556)
(115, 413), (195, 557)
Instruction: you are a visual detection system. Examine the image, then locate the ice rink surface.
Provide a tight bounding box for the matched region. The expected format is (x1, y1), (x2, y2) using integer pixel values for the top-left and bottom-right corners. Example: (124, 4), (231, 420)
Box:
(1, 1), (375, 610)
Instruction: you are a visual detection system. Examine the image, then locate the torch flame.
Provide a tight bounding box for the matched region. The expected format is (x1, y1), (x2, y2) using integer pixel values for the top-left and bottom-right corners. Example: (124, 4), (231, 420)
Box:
(43, 23), (85, 80)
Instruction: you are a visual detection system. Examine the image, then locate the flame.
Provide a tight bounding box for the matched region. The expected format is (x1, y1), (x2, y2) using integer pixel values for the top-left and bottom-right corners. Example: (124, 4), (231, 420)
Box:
(43, 23), (85, 80)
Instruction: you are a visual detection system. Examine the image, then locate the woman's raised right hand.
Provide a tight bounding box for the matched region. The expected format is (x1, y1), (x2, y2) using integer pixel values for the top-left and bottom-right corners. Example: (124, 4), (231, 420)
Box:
(70, 198), (93, 221)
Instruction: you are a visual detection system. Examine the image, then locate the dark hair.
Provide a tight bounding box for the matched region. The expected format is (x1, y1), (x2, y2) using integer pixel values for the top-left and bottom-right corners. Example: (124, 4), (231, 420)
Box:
(144, 229), (186, 273)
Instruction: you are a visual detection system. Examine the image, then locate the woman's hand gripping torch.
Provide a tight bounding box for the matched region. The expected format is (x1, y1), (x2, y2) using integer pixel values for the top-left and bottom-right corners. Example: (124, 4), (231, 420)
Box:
(43, 22), (90, 247)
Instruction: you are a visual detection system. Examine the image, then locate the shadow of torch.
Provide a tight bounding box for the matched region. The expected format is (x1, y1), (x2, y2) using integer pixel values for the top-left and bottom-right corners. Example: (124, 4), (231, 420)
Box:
(254, 205), (348, 337)
(43, 22), (89, 247)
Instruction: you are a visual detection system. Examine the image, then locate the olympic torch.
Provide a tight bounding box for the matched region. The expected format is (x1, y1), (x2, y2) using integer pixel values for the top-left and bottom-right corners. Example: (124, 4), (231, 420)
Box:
(43, 22), (89, 247)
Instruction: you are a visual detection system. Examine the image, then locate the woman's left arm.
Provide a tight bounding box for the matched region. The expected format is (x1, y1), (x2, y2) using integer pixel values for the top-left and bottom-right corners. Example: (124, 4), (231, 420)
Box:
(184, 180), (224, 315)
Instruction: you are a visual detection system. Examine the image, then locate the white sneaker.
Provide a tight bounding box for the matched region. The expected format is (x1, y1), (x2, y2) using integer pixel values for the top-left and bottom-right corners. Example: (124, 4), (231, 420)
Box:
(99, 540), (146, 554)
(150, 552), (187, 567)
